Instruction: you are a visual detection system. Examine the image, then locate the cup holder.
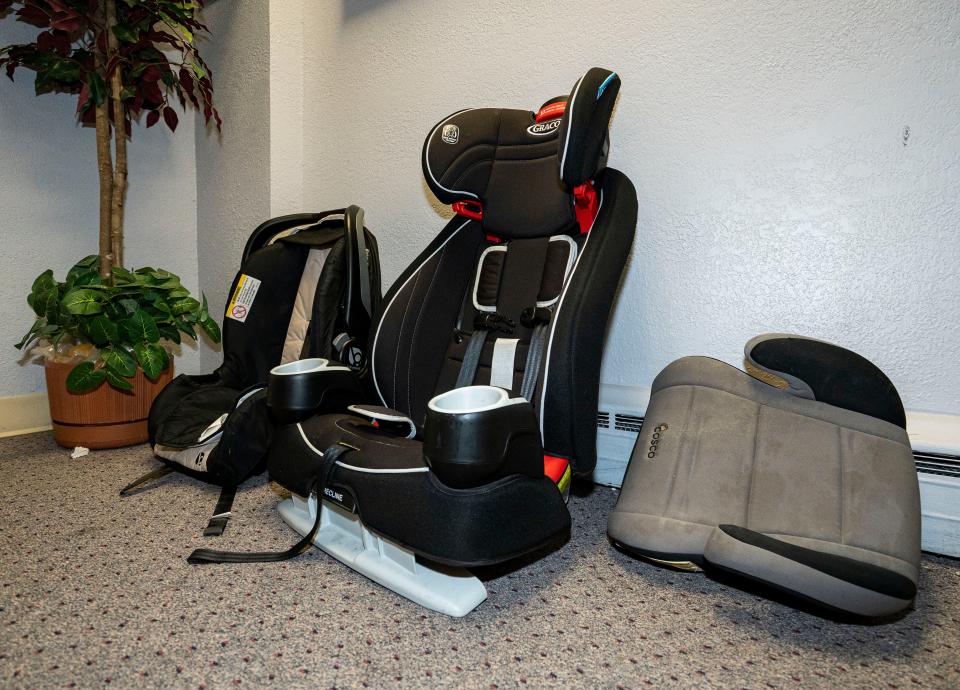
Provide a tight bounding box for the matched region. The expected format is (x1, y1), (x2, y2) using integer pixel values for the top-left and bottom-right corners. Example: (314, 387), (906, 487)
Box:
(267, 358), (361, 423)
(428, 385), (512, 414)
(424, 386), (543, 489)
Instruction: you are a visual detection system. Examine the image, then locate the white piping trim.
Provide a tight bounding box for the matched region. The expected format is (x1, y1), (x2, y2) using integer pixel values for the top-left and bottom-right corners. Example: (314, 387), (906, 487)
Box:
(472, 244), (506, 312)
(537, 235), (578, 308)
(538, 189), (604, 438)
(424, 109), (478, 200)
(334, 460), (430, 474)
(297, 423), (326, 457)
(371, 219), (473, 406)
(559, 76), (584, 180)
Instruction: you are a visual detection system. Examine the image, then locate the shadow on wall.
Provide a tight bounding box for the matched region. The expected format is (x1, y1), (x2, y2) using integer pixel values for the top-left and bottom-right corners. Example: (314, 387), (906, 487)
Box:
(342, 0), (395, 21)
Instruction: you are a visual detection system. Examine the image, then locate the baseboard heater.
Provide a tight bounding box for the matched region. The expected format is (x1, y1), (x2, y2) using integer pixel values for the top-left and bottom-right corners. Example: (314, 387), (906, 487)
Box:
(592, 385), (960, 558)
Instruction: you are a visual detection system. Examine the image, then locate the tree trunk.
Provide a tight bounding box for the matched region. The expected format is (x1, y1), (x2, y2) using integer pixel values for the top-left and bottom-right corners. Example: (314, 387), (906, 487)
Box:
(105, 0), (125, 269)
(94, 2), (114, 280)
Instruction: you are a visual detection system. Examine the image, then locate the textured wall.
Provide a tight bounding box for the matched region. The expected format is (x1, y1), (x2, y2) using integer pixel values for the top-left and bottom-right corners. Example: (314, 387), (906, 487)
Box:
(0, 20), (200, 397)
(299, 0), (960, 415)
(194, 0), (272, 370)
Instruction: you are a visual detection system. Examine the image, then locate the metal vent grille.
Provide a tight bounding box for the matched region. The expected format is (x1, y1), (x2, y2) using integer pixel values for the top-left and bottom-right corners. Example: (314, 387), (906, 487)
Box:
(914, 451), (960, 478)
(597, 411), (610, 429)
(614, 414), (644, 433)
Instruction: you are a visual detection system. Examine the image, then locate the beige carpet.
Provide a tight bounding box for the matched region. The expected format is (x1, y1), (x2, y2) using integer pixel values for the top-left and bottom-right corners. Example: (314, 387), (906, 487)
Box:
(1, 432), (958, 689)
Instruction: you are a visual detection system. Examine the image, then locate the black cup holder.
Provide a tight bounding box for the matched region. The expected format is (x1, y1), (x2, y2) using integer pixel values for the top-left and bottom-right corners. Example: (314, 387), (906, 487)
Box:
(267, 358), (363, 423)
(423, 386), (543, 489)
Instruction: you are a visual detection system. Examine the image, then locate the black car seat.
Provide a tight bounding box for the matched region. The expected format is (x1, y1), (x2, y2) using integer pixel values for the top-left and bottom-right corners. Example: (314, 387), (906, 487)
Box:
(125, 208), (380, 537)
(190, 68), (637, 617)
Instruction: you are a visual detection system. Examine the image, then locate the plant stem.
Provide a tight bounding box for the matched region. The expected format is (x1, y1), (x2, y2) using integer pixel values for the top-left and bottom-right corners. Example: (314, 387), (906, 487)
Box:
(94, 2), (114, 280)
(105, 0), (125, 269)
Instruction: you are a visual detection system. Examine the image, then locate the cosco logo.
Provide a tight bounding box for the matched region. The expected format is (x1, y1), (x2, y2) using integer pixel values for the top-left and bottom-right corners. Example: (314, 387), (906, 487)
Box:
(646, 424), (668, 459)
(526, 120), (561, 136)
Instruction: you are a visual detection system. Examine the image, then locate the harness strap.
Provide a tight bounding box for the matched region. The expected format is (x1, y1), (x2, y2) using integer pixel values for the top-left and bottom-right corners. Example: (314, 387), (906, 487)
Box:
(520, 323), (549, 401)
(119, 465), (175, 497)
(203, 485), (238, 537)
(186, 445), (350, 564)
(455, 328), (487, 388)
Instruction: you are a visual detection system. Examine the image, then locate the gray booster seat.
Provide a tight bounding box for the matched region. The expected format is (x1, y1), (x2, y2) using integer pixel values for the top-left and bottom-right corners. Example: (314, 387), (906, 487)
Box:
(608, 334), (921, 618)
(190, 68), (638, 617)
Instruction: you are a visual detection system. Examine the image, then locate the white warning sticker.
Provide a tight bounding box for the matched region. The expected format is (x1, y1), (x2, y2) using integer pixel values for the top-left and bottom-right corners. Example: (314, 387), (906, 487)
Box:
(225, 274), (261, 323)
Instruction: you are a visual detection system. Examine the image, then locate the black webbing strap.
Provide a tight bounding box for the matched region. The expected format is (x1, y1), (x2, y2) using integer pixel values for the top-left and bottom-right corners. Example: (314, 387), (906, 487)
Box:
(455, 328), (487, 388)
(119, 465), (175, 497)
(520, 323), (549, 401)
(203, 485), (238, 537)
(186, 444), (349, 565)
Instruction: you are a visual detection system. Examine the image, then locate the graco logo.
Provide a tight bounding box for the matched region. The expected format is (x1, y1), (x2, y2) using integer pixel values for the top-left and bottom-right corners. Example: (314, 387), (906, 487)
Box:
(646, 424), (668, 459)
(526, 119), (561, 136)
(441, 124), (459, 144)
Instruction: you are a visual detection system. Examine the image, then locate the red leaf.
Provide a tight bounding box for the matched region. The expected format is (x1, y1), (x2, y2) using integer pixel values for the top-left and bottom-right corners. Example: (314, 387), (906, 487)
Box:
(162, 106), (178, 132)
(141, 80), (163, 105)
(178, 67), (193, 94)
(142, 65), (161, 83)
(146, 109), (160, 128)
(37, 32), (55, 53)
(16, 6), (51, 28)
(75, 82), (89, 113)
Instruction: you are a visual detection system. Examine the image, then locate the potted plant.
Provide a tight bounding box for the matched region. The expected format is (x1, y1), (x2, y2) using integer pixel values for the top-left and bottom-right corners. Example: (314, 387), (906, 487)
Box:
(3, 1), (222, 448)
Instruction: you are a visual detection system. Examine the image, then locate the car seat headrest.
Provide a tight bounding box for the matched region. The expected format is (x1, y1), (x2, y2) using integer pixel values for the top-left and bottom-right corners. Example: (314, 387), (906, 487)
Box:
(421, 67), (619, 238)
(558, 67), (620, 187)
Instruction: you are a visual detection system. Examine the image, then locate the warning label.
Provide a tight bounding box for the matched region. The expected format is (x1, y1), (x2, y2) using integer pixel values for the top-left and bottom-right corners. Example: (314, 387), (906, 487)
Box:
(225, 274), (261, 323)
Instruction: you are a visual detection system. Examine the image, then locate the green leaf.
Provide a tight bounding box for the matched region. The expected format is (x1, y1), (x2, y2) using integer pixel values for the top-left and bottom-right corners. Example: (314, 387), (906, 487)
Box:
(61, 288), (103, 315)
(31, 269), (55, 294)
(110, 266), (136, 284)
(112, 23), (140, 43)
(31, 287), (58, 318)
(101, 346), (137, 377)
(15, 319), (43, 350)
(200, 316), (221, 344)
(175, 319), (197, 340)
(87, 72), (107, 106)
(157, 323), (181, 345)
(167, 287), (190, 299)
(105, 368), (134, 392)
(65, 362), (106, 393)
(118, 298), (139, 314)
(83, 315), (119, 346)
(199, 293), (209, 321)
(134, 342), (167, 380)
(170, 297), (200, 315)
(121, 309), (160, 344)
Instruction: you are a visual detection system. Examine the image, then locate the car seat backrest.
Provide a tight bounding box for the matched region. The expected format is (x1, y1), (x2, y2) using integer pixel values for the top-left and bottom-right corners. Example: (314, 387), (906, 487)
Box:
(217, 210), (379, 390)
(371, 68), (635, 475)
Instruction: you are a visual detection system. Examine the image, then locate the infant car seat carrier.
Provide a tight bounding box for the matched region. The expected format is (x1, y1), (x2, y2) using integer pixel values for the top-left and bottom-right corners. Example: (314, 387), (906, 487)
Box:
(126, 208), (380, 537)
(190, 68), (638, 617)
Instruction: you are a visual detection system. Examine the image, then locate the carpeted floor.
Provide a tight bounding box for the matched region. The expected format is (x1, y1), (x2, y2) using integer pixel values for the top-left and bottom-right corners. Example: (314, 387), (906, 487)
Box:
(1, 432), (958, 689)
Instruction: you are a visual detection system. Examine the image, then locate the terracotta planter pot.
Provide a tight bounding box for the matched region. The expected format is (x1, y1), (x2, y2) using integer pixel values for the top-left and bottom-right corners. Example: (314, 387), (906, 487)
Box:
(44, 359), (173, 449)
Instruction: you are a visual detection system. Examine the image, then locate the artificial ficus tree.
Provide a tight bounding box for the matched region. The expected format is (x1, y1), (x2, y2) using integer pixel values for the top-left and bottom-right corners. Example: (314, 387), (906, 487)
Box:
(0, 0), (221, 279)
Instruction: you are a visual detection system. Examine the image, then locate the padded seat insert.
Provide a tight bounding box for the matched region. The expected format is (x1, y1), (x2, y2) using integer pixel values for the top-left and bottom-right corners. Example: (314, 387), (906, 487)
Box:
(608, 336), (921, 618)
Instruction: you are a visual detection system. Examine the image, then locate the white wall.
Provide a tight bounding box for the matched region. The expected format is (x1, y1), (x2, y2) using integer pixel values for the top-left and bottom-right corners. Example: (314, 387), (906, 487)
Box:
(0, 20), (201, 397)
(193, 0), (272, 370)
(298, 0), (960, 415)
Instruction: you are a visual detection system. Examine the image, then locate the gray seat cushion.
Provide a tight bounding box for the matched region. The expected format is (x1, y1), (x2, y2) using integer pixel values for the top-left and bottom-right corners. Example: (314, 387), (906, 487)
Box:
(608, 339), (921, 618)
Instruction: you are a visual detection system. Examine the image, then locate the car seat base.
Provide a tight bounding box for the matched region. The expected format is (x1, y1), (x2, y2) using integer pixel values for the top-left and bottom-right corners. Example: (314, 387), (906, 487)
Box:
(278, 493), (488, 617)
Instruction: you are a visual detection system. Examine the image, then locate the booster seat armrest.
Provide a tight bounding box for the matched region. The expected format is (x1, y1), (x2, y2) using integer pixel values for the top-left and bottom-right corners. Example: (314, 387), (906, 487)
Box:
(347, 404), (417, 438)
(268, 358), (363, 423)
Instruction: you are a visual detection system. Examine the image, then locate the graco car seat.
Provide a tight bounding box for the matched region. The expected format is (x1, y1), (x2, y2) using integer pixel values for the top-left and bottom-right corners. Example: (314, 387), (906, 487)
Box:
(126, 208), (380, 537)
(608, 334), (921, 619)
(190, 67), (638, 616)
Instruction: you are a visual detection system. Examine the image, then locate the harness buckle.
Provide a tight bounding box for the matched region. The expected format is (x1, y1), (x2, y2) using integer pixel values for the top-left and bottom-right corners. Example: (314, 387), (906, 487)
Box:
(474, 312), (516, 335)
